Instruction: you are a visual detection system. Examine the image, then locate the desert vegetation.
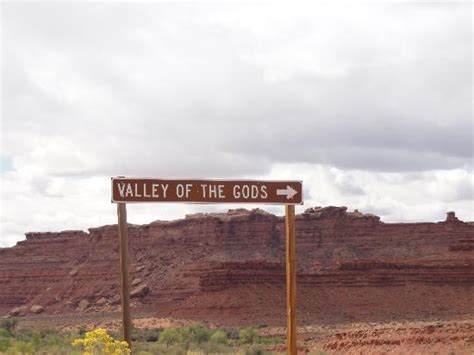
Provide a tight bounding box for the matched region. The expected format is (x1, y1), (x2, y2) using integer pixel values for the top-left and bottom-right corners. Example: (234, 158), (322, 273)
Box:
(0, 319), (281, 354)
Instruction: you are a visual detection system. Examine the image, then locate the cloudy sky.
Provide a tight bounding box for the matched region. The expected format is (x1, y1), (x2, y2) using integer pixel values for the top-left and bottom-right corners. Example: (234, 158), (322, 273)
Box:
(0, 2), (472, 247)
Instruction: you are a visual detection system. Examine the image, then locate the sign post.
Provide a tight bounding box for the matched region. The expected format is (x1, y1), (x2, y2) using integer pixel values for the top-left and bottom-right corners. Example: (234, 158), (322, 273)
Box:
(117, 203), (132, 348)
(285, 205), (297, 355)
(111, 177), (303, 351)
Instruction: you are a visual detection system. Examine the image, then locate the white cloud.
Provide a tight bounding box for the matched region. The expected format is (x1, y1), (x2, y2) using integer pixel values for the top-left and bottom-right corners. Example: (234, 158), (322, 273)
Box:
(0, 2), (472, 246)
(267, 163), (473, 222)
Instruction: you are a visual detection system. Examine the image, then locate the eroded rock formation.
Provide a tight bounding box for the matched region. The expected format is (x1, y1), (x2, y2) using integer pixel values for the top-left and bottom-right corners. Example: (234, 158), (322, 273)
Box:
(0, 207), (472, 325)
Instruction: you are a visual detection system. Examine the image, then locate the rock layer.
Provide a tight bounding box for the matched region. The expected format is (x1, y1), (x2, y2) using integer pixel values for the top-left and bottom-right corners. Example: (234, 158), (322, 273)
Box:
(0, 207), (472, 324)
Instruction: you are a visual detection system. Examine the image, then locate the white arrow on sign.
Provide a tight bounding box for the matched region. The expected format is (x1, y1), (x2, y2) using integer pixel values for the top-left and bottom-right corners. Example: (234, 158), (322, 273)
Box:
(276, 185), (298, 199)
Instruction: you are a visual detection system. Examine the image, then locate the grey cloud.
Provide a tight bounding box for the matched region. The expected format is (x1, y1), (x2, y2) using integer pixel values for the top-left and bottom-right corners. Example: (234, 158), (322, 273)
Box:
(1, 2), (472, 178)
(334, 175), (366, 196)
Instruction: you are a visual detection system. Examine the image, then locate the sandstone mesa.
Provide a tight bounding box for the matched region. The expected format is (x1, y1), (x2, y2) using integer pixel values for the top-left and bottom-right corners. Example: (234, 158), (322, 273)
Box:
(0, 206), (472, 325)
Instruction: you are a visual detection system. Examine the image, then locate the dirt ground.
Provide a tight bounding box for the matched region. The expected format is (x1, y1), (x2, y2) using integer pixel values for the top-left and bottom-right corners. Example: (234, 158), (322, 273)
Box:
(10, 312), (474, 354)
(263, 317), (474, 354)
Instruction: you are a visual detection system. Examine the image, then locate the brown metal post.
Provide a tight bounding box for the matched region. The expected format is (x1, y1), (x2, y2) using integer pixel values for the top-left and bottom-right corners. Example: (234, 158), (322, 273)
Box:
(285, 205), (297, 355)
(117, 203), (132, 349)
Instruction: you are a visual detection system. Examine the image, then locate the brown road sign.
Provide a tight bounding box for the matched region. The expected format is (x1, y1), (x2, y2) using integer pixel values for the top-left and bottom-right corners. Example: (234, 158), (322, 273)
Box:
(111, 178), (303, 205)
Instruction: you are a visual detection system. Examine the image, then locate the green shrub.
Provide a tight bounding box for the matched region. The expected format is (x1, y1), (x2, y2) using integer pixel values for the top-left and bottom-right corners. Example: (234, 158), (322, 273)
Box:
(41, 331), (69, 348)
(239, 326), (257, 344)
(158, 327), (181, 347)
(31, 331), (41, 351)
(0, 319), (17, 334)
(158, 325), (213, 347)
(181, 325), (210, 344)
(210, 329), (228, 345)
(6, 339), (34, 354)
(0, 328), (11, 338)
(0, 338), (11, 352)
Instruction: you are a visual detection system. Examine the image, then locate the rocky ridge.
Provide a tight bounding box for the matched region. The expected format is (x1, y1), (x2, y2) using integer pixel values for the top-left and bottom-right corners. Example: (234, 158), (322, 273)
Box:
(0, 207), (472, 325)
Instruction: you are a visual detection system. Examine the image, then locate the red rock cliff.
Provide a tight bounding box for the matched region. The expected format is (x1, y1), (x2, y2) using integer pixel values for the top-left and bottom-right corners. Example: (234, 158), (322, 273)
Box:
(0, 207), (472, 325)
